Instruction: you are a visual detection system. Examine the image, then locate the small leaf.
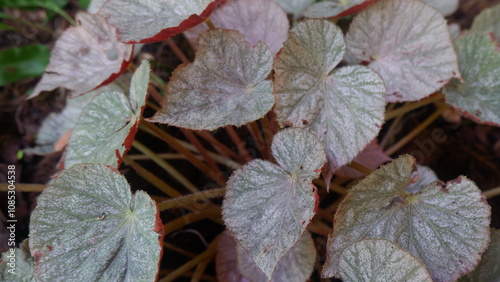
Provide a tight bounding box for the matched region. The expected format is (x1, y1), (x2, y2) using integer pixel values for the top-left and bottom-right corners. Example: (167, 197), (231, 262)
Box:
(222, 128), (326, 279)
(29, 163), (163, 281)
(339, 239), (433, 282)
(275, 0), (314, 19)
(0, 240), (35, 282)
(421, 0), (459, 16)
(0, 44), (49, 86)
(30, 12), (133, 98)
(149, 29), (274, 130)
(65, 60), (150, 168)
(471, 4), (500, 37)
(460, 229), (500, 282)
(443, 32), (500, 126)
(98, 0), (221, 43)
(274, 19), (386, 175)
(183, 0), (289, 54)
(322, 155), (491, 281)
(345, 0), (460, 102)
(217, 230), (316, 282)
(304, 0), (376, 19)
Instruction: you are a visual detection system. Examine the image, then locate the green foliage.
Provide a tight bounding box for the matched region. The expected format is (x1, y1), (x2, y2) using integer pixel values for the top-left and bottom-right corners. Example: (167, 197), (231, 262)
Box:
(0, 44), (49, 86)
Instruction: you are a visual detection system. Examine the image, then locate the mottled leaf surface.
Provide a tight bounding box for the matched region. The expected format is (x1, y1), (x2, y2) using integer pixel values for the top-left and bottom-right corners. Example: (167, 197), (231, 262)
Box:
(303, 0), (375, 19)
(422, 0), (459, 16)
(183, 0), (289, 54)
(346, 0), (460, 102)
(98, 0), (220, 43)
(274, 19), (386, 175)
(471, 4), (500, 36)
(29, 164), (163, 281)
(65, 60), (150, 168)
(443, 33), (500, 126)
(460, 229), (500, 282)
(339, 239), (432, 282)
(217, 230), (316, 282)
(323, 155), (491, 281)
(222, 128), (325, 279)
(0, 240), (34, 282)
(150, 30), (274, 130)
(30, 12), (132, 98)
(275, 0), (314, 19)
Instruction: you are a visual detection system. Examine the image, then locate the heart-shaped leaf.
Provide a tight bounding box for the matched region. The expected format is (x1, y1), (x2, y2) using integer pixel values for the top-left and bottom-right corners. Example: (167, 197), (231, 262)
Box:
(471, 4), (500, 36)
(339, 239), (432, 282)
(29, 163), (163, 281)
(303, 0), (376, 19)
(459, 229), (500, 282)
(64, 60), (150, 168)
(149, 29), (274, 130)
(322, 155), (491, 281)
(345, 0), (460, 102)
(183, 0), (289, 54)
(30, 12), (133, 98)
(421, 0), (459, 16)
(275, 0), (314, 19)
(273, 19), (386, 177)
(98, 0), (221, 43)
(222, 128), (326, 279)
(216, 230), (316, 282)
(0, 240), (35, 282)
(443, 32), (500, 126)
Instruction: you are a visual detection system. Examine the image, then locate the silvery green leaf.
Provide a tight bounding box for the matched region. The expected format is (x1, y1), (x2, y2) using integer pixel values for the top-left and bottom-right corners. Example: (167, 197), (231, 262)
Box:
(30, 12), (133, 98)
(0, 240), (34, 282)
(323, 155), (491, 281)
(339, 239), (432, 282)
(98, 0), (221, 43)
(149, 29), (274, 130)
(471, 4), (500, 37)
(460, 229), (500, 282)
(29, 164), (163, 281)
(222, 128), (326, 279)
(443, 32), (500, 126)
(65, 60), (150, 168)
(346, 0), (460, 102)
(274, 19), (386, 175)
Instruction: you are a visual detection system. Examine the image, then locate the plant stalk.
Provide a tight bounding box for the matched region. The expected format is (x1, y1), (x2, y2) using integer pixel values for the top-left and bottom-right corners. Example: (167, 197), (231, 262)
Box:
(158, 188), (226, 211)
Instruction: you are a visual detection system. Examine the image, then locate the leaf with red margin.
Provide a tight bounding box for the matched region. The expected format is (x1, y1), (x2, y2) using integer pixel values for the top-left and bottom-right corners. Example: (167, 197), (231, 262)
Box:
(29, 163), (163, 281)
(64, 60), (150, 168)
(30, 12), (133, 99)
(222, 128), (326, 279)
(98, 0), (223, 44)
(304, 0), (376, 19)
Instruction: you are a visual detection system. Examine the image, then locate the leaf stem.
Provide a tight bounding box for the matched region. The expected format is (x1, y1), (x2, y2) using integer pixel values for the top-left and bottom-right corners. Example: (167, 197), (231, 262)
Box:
(166, 38), (191, 64)
(194, 131), (244, 163)
(246, 122), (269, 160)
(191, 257), (212, 282)
(225, 126), (252, 163)
(385, 93), (445, 121)
(380, 112), (405, 149)
(163, 206), (222, 233)
(158, 188), (225, 211)
(348, 161), (373, 175)
(164, 242), (197, 258)
(385, 103), (449, 156)
(484, 186), (500, 198)
(132, 140), (200, 193)
(205, 18), (216, 30)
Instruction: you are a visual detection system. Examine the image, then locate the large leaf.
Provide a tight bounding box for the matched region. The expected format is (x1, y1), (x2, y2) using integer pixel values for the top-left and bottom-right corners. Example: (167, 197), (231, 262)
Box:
(443, 32), (500, 126)
(339, 239), (432, 282)
(0, 44), (49, 86)
(30, 12), (133, 98)
(98, 0), (221, 43)
(322, 155), (491, 281)
(471, 4), (500, 37)
(273, 19), (386, 177)
(64, 60), (150, 168)
(303, 0), (376, 19)
(216, 230), (316, 282)
(275, 0), (314, 19)
(149, 29), (274, 130)
(421, 0), (459, 16)
(345, 0), (460, 102)
(222, 128), (326, 279)
(29, 163), (163, 281)
(460, 229), (500, 282)
(0, 240), (35, 282)
(183, 0), (289, 54)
